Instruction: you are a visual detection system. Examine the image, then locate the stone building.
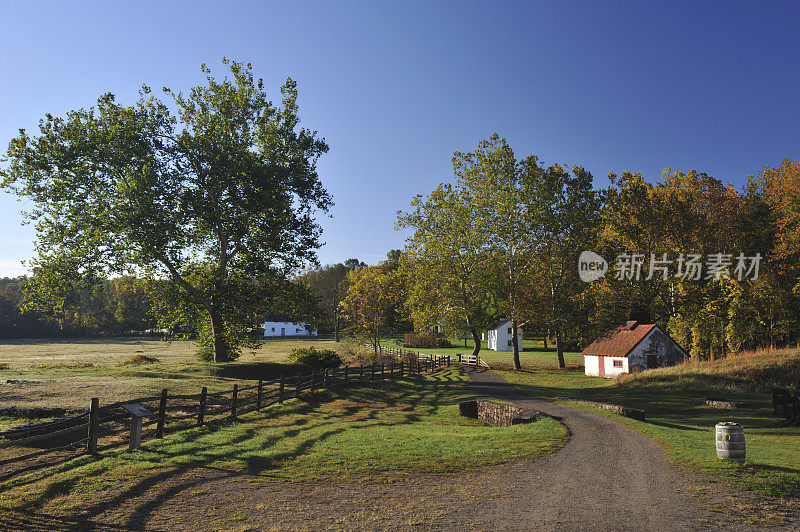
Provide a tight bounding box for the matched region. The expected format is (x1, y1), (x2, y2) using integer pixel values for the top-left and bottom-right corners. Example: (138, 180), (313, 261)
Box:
(582, 321), (686, 378)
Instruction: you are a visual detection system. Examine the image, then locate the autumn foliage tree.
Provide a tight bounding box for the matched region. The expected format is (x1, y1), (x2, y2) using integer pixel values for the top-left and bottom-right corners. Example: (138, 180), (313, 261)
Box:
(338, 265), (402, 351)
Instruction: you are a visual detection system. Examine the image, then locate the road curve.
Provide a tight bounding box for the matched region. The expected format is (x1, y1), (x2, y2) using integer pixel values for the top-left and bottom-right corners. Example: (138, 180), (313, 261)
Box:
(463, 366), (746, 531)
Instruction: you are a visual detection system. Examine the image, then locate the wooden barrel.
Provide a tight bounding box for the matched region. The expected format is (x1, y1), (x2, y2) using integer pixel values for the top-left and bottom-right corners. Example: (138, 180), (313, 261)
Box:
(715, 422), (745, 460)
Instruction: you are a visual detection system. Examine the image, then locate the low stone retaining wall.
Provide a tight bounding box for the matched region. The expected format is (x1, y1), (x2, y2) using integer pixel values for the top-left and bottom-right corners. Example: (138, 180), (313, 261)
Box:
(704, 398), (748, 409)
(582, 400), (646, 421)
(459, 400), (538, 427)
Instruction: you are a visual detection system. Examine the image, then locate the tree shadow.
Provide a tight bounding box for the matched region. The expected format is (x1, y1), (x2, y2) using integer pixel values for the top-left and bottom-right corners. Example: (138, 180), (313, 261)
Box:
(0, 367), (474, 529)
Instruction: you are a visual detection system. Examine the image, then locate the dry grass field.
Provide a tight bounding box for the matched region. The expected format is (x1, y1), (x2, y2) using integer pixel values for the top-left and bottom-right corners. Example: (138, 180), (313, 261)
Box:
(0, 337), (355, 413)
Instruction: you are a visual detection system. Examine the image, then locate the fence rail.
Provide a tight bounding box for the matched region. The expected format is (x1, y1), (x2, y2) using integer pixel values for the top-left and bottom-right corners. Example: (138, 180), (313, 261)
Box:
(456, 353), (490, 368)
(0, 356), (450, 481)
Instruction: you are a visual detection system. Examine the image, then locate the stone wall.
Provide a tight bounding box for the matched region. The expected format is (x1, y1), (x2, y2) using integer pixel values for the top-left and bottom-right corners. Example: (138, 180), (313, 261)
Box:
(582, 400), (646, 421)
(459, 400), (538, 427)
(628, 328), (685, 371)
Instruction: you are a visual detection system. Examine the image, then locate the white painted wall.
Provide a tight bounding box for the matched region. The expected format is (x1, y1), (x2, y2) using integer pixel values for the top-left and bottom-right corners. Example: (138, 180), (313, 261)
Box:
(584, 355), (600, 376)
(264, 321), (317, 337)
(488, 321), (523, 351)
(584, 355), (628, 378)
(605, 356), (628, 378)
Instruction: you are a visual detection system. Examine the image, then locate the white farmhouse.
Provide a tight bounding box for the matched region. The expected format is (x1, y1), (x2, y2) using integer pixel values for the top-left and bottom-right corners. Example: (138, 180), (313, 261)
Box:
(263, 315), (317, 337)
(583, 321), (686, 378)
(487, 320), (523, 351)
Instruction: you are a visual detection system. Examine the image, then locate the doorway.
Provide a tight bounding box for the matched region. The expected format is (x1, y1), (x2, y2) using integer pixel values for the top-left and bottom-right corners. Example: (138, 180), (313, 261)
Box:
(646, 355), (658, 369)
(281, 327), (285, 337)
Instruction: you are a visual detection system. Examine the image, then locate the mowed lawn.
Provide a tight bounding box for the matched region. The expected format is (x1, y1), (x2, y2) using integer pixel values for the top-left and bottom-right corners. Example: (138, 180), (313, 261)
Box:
(0, 368), (567, 518)
(379, 338), (582, 369)
(0, 337), (355, 411)
(497, 349), (800, 498)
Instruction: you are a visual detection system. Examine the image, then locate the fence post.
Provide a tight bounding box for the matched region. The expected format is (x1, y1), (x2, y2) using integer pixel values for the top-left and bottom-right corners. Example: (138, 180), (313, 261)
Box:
(399, 361), (404, 378)
(88, 397), (99, 455)
(279, 374), (285, 403)
(231, 384), (238, 419)
(371, 363), (375, 382)
(311, 370), (317, 393)
(381, 363), (385, 380)
(156, 388), (167, 438)
(390, 362), (394, 380)
(360, 364), (364, 382)
(296, 371), (302, 398)
(198, 387), (207, 426)
(344, 365), (349, 384)
(257, 379), (264, 410)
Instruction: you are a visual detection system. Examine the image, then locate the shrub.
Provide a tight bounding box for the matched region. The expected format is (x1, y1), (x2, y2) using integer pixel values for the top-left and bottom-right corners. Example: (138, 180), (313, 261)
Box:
(119, 354), (160, 366)
(288, 347), (342, 369)
(403, 332), (451, 348)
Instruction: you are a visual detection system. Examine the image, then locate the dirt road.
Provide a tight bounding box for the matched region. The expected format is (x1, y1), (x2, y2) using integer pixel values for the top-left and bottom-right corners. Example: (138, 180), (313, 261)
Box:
(463, 366), (737, 530)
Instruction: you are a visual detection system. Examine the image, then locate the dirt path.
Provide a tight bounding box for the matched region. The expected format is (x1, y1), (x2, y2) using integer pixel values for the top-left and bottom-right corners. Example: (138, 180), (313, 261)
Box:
(464, 366), (728, 530)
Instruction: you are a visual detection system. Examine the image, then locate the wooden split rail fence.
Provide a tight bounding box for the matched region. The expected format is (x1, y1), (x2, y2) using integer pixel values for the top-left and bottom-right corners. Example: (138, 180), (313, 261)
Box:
(0, 357), (450, 482)
(456, 354), (490, 368)
(366, 343), (483, 370)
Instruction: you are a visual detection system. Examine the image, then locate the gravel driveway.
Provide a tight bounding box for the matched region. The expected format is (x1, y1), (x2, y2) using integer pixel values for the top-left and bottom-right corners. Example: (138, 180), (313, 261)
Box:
(463, 366), (752, 530)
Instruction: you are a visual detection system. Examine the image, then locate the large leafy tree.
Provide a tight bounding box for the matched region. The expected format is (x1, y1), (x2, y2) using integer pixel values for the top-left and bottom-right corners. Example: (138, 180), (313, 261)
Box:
(524, 162), (602, 368)
(398, 183), (496, 356)
(456, 134), (535, 370)
(1, 59), (331, 361)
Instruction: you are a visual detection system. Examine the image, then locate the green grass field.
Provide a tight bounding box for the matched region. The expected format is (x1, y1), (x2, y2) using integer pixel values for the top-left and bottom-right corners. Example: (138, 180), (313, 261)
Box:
(0, 368), (567, 516)
(497, 349), (800, 498)
(379, 338), (582, 369)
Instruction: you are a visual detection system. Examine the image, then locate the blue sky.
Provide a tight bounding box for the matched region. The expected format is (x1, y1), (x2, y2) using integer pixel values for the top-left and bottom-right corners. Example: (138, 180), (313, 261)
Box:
(1, 1), (799, 276)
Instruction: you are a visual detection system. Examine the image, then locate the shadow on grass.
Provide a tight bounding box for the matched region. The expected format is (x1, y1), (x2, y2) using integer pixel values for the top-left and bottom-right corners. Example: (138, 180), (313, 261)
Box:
(0, 368), (476, 529)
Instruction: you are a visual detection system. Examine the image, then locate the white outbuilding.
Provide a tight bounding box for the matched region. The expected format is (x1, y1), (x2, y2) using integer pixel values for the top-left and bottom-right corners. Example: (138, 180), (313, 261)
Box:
(487, 320), (523, 351)
(582, 321), (686, 378)
(263, 315), (317, 337)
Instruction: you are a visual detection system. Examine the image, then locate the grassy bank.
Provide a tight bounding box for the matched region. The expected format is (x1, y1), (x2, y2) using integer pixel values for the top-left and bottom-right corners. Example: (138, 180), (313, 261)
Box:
(0, 368), (567, 516)
(497, 349), (800, 497)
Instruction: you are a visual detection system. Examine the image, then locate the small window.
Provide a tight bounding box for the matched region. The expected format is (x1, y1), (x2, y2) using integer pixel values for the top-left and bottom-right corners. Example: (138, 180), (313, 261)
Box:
(507, 327), (512, 334)
(507, 339), (512, 346)
(271, 327), (275, 332)
(613, 360), (623, 368)
(296, 328), (301, 333)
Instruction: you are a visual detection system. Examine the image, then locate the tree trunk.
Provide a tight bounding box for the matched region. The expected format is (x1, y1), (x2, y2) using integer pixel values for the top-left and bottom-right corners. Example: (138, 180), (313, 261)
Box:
(511, 321), (521, 370)
(471, 329), (481, 357)
(209, 304), (226, 363)
(334, 313), (340, 342)
(555, 326), (565, 369)
(543, 328), (548, 350)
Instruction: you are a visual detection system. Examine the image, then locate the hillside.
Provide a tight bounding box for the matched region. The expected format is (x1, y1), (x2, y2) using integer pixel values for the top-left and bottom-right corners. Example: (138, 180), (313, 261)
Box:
(619, 348), (800, 393)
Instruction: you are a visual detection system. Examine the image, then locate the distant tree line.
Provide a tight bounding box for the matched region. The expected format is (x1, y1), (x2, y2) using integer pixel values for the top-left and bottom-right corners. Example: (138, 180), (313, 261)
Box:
(0, 276), (156, 338)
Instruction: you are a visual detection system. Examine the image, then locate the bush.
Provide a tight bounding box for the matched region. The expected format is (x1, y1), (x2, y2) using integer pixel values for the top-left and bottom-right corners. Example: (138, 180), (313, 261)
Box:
(288, 347), (342, 369)
(403, 332), (451, 348)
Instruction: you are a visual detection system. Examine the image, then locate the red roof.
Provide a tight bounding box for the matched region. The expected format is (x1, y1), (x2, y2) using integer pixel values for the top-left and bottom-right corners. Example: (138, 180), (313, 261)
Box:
(582, 321), (657, 357)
